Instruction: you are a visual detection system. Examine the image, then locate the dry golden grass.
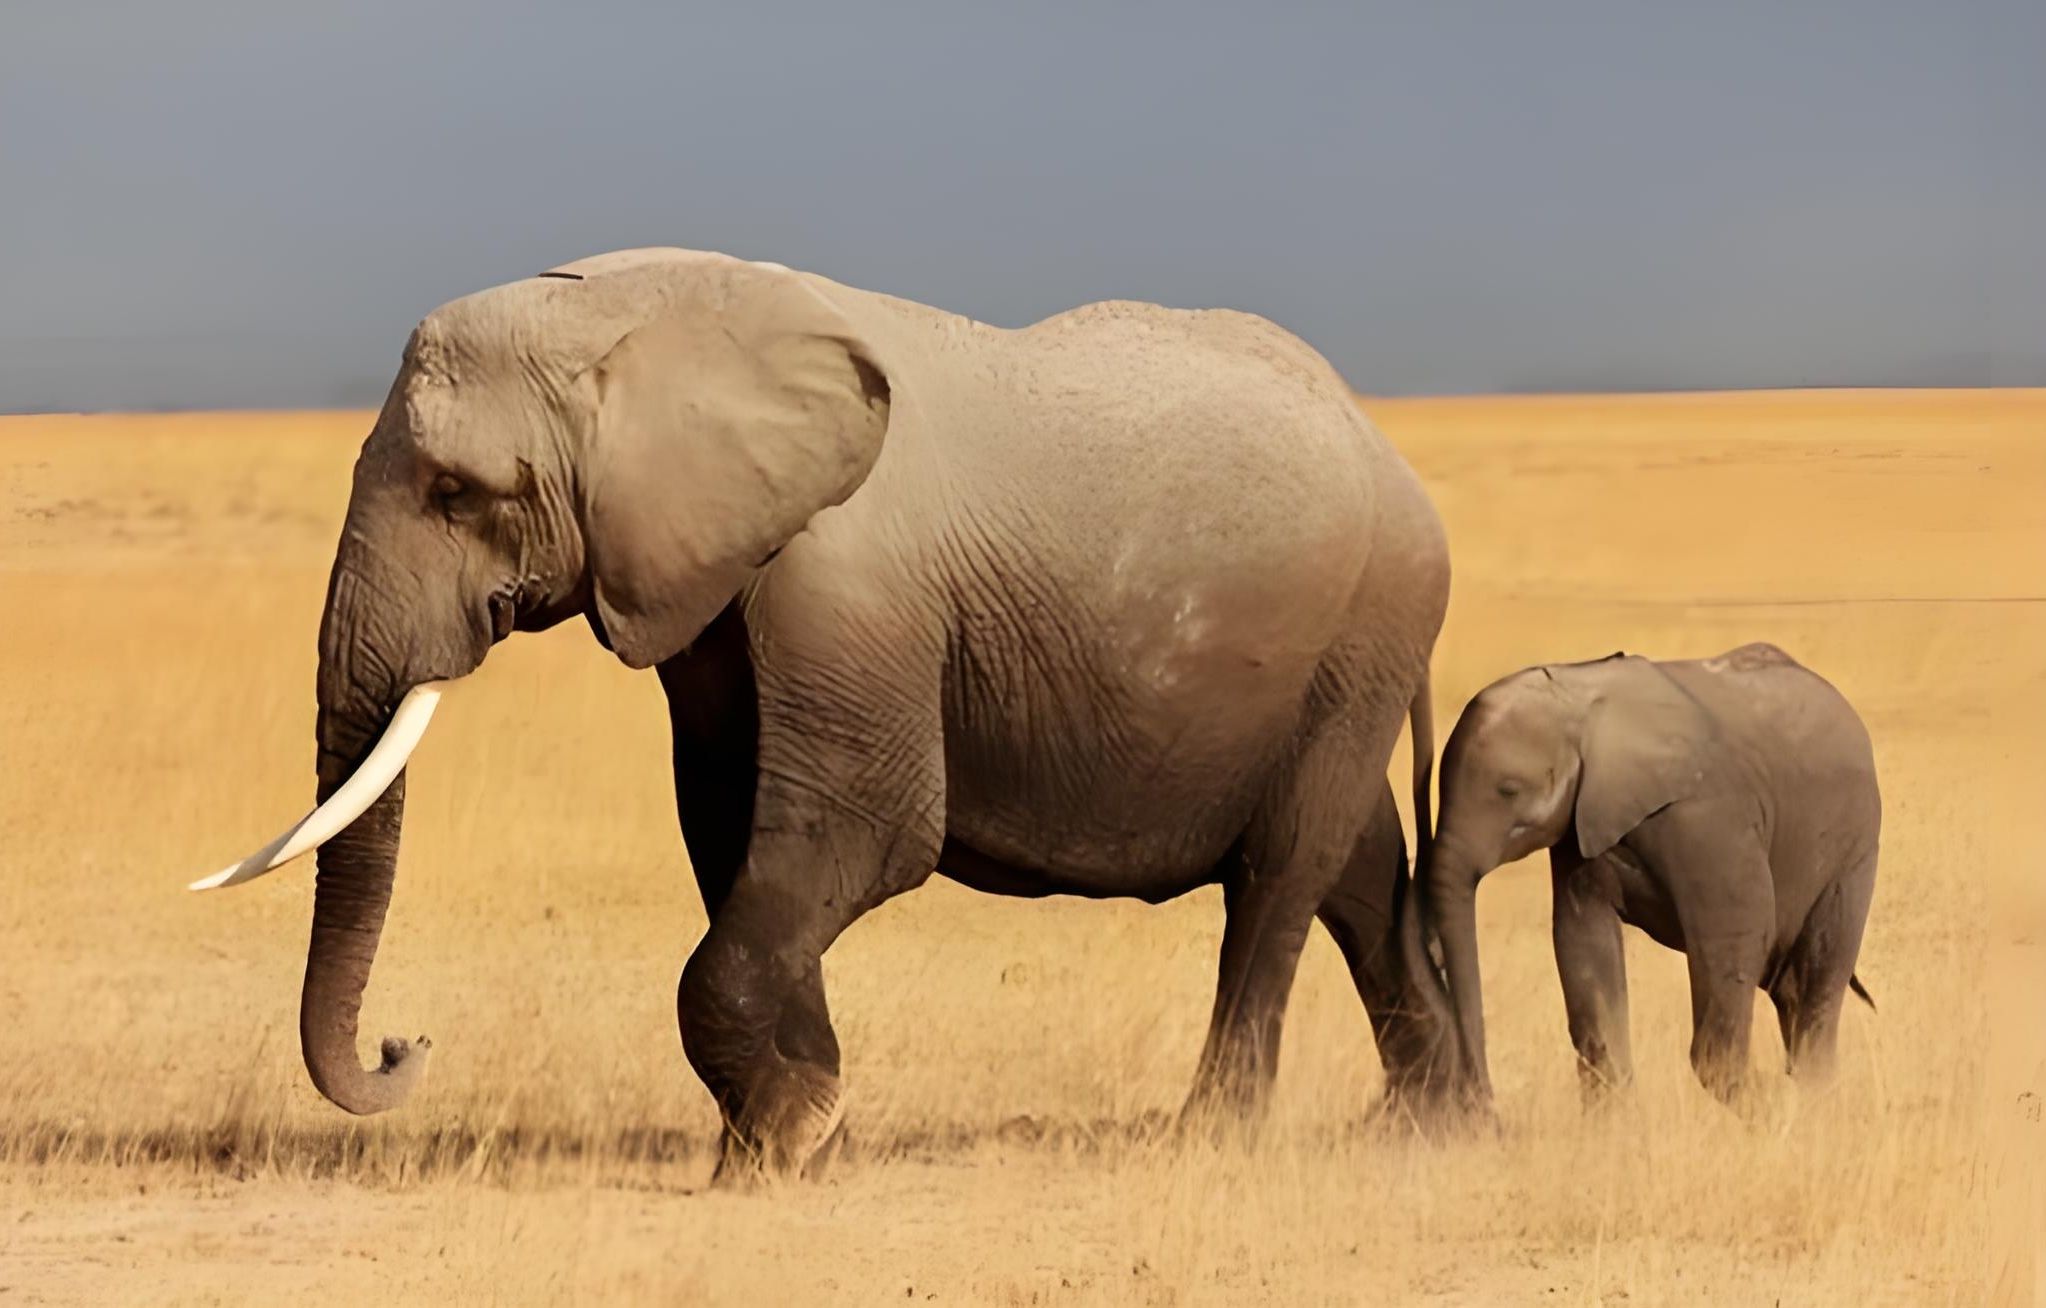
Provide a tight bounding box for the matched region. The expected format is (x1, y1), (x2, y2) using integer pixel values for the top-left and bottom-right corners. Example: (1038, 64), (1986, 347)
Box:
(2, 390), (2041, 1304)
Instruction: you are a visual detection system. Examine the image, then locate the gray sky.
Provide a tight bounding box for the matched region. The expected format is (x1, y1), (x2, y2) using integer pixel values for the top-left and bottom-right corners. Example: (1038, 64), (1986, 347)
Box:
(2, 1), (2041, 411)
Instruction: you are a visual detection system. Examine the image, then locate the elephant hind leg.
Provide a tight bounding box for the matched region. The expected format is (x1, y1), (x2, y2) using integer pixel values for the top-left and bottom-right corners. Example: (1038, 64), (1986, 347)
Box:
(1315, 781), (1461, 1113)
(1685, 943), (1766, 1105)
(1634, 811), (1773, 1105)
(1185, 846), (1326, 1127)
(1185, 691), (1407, 1130)
(1768, 948), (1846, 1087)
(1770, 862), (1877, 1086)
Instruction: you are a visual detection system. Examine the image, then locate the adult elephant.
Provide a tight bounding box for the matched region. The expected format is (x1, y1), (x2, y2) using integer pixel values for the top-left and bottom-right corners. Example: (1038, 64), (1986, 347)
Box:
(202, 248), (1464, 1177)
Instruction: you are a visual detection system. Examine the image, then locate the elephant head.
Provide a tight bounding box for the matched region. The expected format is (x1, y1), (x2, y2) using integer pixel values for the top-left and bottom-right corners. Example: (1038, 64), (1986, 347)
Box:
(1424, 654), (1708, 1100)
(203, 249), (893, 1115)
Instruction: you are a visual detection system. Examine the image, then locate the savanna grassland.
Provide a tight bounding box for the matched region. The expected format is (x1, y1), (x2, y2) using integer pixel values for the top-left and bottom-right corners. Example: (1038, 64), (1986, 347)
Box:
(2, 391), (2041, 1304)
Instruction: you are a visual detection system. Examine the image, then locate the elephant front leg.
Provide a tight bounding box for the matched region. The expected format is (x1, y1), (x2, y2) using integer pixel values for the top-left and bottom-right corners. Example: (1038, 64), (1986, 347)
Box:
(674, 593), (946, 1184)
(1550, 852), (1634, 1103)
(679, 765), (943, 1184)
(680, 913), (846, 1183)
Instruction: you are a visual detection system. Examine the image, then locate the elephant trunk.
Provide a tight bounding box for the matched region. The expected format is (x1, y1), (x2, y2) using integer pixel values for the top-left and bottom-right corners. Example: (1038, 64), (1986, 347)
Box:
(1425, 840), (1492, 1105)
(298, 692), (428, 1114)
(1387, 867), (1470, 1100)
(299, 550), (431, 1116)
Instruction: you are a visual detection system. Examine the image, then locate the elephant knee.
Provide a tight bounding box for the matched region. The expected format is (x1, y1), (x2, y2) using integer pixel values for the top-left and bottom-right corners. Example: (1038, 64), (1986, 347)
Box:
(677, 932), (778, 1095)
(678, 926), (837, 1100)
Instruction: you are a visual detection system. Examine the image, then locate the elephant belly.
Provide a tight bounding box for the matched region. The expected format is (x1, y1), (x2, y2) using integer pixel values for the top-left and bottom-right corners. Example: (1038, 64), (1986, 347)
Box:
(931, 452), (1388, 899)
(940, 641), (1319, 899)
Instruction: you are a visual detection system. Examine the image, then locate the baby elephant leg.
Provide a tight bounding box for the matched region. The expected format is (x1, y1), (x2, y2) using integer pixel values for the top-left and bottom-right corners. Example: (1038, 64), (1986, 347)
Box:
(1770, 860), (1877, 1086)
(1551, 855), (1634, 1102)
(1640, 812), (1774, 1104)
(1684, 941), (1768, 1103)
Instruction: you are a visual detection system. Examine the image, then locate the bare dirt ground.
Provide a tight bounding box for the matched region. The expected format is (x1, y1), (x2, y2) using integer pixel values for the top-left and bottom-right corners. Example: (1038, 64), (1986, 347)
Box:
(2, 390), (2041, 1304)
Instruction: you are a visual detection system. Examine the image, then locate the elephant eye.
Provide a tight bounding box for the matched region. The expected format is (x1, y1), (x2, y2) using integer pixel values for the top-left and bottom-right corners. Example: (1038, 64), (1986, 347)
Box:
(1497, 779), (1523, 799)
(430, 471), (482, 516)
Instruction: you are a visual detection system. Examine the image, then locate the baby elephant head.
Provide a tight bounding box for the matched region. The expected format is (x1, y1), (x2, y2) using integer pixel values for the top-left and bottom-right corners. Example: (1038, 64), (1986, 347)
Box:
(1423, 654), (1710, 1100)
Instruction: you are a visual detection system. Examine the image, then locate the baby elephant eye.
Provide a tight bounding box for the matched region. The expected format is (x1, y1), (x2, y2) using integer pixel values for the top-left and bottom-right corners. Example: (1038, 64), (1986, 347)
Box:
(1496, 780), (1523, 799)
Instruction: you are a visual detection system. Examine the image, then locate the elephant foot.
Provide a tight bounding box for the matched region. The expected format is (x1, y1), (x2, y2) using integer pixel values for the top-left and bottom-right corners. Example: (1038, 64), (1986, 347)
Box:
(1374, 1060), (1465, 1125)
(1575, 1069), (1633, 1115)
(1366, 1082), (1440, 1138)
(1172, 1086), (1268, 1151)
(1370, 1079), (1501, 1142)
(711, 1058), (846, 1186)
(800, 1113), (850, 1181)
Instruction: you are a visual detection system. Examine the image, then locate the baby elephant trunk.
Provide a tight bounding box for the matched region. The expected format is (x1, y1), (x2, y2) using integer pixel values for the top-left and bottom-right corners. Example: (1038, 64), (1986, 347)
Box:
(1424, 841), (1493, 1106)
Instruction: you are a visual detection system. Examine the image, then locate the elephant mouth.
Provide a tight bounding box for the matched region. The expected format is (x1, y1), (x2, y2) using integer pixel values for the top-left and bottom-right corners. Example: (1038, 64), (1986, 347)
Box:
(487, 576), (552, 643)
(488, 586), (518, 642)
(492, 574), (596, 643)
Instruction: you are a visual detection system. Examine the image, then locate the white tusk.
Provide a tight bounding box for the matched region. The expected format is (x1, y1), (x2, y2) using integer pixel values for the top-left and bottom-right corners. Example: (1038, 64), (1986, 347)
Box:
(189, 682), (448, 892)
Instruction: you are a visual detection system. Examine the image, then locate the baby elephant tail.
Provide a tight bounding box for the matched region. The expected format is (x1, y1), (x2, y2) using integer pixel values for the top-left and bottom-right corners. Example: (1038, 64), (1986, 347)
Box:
(1848, 973), (1876, 1012)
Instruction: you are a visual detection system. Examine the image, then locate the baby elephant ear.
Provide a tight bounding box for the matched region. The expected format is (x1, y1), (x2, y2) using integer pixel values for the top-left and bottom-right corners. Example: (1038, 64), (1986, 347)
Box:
(1574, 658), (1711, 858)
(581, 283), (890, 668)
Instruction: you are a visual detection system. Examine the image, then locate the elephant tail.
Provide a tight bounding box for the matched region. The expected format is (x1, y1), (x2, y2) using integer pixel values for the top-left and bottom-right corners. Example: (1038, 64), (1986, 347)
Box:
(1849, 973), (1876, 1011)
(1408, 669), (1435, 871)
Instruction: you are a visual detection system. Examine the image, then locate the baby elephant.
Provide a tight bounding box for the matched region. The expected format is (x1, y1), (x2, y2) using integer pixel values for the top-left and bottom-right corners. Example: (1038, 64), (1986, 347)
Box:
(1424, 643), (1879, 1105)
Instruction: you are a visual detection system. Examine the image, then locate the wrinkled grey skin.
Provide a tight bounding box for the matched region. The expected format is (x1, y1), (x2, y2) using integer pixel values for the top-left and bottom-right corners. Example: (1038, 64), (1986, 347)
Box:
(299, 247), (1466, 1178)
(1424, 644), (1880, 1107)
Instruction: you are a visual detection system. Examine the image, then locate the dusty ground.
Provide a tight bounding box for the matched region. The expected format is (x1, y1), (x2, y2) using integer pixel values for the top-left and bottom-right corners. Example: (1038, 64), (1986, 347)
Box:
(1, 390), (2040, 1304)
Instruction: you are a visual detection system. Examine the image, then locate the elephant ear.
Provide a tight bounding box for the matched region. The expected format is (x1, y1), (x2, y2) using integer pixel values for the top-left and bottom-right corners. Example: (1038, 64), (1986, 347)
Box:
(580, 275), (891, 668)
(1573, 657), (1713, 858)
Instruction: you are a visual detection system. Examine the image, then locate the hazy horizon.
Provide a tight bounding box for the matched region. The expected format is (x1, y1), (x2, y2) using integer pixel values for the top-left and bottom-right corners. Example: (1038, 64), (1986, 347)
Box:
(3, 2), (2042, 412)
